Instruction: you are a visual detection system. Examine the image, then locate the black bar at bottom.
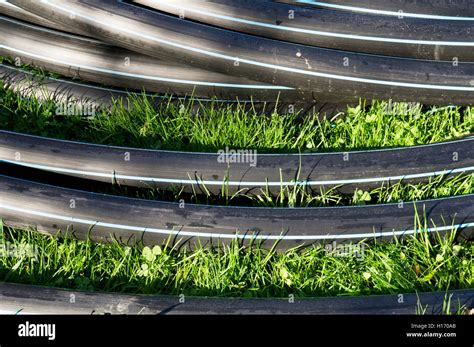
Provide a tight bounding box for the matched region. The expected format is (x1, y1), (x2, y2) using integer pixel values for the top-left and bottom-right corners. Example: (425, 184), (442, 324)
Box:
(0, 315), (471, 346)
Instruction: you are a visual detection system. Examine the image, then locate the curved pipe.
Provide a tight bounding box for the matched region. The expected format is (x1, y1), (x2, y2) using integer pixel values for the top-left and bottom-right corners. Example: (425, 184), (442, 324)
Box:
(0, 63), (131, 108)
(0, 282), (471, 314)
(1, 130), (473, 193)
(0, 15), (297, 102)
(0, 63), (275, 106)
(0, 1), (89, 36)
(0, 64), (340, 118)
(0, 174), (473, 249)
(10, 0), (474, 105)
(293, 0), (474, 18)
(137, 0), (474, 60)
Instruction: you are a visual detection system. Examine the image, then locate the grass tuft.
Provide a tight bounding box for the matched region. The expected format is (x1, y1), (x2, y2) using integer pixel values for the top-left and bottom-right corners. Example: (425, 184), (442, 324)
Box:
(0, 224), (471, 297)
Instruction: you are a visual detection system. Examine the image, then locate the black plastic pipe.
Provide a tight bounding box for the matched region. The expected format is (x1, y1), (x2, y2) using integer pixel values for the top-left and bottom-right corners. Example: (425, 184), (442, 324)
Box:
(10, 0), (474, 105)
(0, 174), (472, 249)
(0, 63), (130, 108)
(0, 1), (89, 36)
(0, 62), (337, 118)
(137, 0), (474, 60)
(292, 0), (474, 17)
(0, 282), (471, 314)
(1, 130), (472, 194)
(0, 15), (297, 102)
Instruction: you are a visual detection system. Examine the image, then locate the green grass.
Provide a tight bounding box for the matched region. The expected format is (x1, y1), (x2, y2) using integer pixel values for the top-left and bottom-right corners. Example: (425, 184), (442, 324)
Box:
(2, 71), (473, 210)
(0, 79), (472, 153)
(100, 173), (473, 208)
(416, 292), (469, 315)
(0, 56), (62, 80)
(0, 223), (471, 298)
(0, 62), (472, 300)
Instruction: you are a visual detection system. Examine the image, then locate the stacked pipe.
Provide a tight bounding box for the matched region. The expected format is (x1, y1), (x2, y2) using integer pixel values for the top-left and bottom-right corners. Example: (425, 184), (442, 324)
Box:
(1, 282), (472, 314)
(0, 1), (473, 249)
(3, 1), (474, 104)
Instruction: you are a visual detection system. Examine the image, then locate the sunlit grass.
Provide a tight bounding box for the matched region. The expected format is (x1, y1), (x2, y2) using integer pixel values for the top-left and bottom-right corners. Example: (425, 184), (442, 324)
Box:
(1, 79), (472, 153)
(0, 223), (471, 297)
(0, 61), (472, 299)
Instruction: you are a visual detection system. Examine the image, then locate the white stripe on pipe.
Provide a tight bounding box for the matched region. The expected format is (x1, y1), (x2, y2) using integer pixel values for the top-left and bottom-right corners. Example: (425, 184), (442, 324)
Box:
(297, 1), (474, 21)
(2, 160), (473, 186)
(38, 1), (474, 91)
(0, 45), (292, 90)
(2, 129), (473, 155)
(0, 63), (256, 103)
(0, 11), (104, 43)
(1, 203), (472, 240)
(149, 0), (474, 46)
